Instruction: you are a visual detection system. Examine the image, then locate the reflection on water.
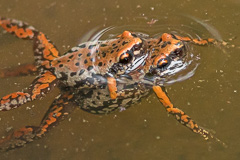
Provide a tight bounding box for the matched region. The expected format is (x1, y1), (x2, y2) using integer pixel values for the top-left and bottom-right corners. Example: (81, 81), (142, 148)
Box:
(79, 16), (207, 86)
(0, 0), (240, 160)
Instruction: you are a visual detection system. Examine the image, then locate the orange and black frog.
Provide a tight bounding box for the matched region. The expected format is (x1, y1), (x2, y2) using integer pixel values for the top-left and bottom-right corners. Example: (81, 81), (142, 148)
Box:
(0, 17), (223, 151)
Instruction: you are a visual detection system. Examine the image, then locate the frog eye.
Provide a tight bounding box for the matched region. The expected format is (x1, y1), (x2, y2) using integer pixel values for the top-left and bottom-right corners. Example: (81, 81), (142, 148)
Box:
(173, 47), (184, 56)
(157, 57), (171, 70)
(118, 52), (133, 64)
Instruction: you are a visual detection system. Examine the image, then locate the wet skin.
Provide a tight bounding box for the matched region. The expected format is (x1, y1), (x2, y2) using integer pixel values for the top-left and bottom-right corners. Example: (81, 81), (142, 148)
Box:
(0, 17), (219, 151)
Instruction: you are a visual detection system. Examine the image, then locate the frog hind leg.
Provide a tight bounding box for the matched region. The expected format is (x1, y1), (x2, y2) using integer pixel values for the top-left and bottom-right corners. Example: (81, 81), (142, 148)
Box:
(0, 17), (60, 69)
(0, 18), (38, 78)
(0, 92), (76, 151)
(0, 18), (61, 110)
(0, 17), (36, 40)
(0, 70), (57, 111)
(0, 63), (37, 78)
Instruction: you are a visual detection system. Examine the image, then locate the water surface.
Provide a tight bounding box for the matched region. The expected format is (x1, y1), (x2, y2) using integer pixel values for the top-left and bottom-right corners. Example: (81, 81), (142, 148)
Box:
(0, 0), (240, 160)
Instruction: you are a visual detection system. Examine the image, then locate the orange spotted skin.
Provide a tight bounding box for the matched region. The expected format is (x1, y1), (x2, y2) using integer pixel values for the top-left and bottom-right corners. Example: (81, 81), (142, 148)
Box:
(50, 30), (143, 89)
(0, 17), (219, 151)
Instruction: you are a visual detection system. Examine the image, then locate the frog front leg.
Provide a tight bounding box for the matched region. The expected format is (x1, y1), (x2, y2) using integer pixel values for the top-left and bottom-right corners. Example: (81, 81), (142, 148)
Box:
(152, 86), (211, 140)
(170, 33), (216, 45)
(0, 70), (57, 111)
(0, 92), (76, 151)
(107, 77), (118, 99)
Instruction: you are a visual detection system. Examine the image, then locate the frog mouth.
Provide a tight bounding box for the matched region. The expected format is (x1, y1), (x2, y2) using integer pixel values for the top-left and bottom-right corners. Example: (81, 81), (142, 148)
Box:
(141, 54), (198, 86)
(115, 53), (148, 85)
(125, 53), (148, 74)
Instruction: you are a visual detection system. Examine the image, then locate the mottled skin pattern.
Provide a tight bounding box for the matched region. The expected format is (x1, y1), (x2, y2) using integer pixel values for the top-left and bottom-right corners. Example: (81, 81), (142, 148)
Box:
(0, 17), (218, 151)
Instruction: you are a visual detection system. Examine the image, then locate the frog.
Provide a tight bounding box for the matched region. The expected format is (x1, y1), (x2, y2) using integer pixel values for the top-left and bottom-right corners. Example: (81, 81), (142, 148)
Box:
(0, 17), (219, 151)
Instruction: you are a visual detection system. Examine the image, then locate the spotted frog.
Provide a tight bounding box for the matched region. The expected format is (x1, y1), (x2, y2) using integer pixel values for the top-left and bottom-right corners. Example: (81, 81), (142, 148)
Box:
(0, 17), (218, 150)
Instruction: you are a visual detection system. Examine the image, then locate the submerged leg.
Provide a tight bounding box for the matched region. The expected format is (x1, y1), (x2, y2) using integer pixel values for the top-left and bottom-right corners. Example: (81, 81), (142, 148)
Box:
(0, 71), (57, 111)
(0, 18), (61, 109)
(0, 63), (37, 78)
(152, 86), (211, 139)
(107, 77), (118, 99)
(0, 92), (76, 151)
(153, 86), (227, 147)
(0, 17), (60, 69)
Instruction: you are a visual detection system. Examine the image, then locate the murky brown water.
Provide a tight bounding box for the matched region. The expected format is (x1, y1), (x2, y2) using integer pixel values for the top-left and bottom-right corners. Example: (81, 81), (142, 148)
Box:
(0, 0), (240, 160)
